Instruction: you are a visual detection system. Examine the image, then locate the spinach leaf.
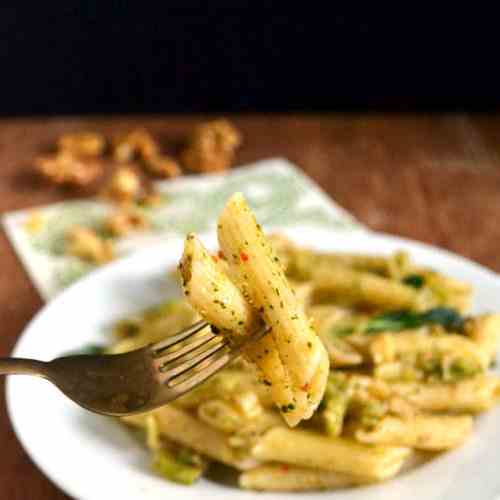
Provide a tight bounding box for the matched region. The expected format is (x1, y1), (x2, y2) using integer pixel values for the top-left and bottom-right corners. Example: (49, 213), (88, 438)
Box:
(364, 311), (423, 333)
(419, 307), (465, 332)
(364, 307), (464, 334)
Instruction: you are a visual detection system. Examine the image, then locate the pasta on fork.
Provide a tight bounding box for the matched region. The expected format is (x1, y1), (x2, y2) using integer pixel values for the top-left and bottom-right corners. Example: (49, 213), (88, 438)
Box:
(179, 193), (329, 426)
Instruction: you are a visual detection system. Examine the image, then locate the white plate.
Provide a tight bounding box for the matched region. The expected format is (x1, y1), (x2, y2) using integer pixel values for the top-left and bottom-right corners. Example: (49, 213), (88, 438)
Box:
(7, 227), (500, 500)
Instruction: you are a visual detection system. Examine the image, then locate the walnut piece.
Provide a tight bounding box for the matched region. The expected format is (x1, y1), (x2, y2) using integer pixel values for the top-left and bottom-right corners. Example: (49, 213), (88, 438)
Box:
(65, 226), (113, 264)
(103, 166), (142, 203)
(137, 191), (163, 208)
(180, 119), (242, 173)
(35, 151), (103, 186)
(112, 129), (159, 162)
(57, 132), (106, 157)
(104, 211), (149, 236)
(144, 155), (181, 178)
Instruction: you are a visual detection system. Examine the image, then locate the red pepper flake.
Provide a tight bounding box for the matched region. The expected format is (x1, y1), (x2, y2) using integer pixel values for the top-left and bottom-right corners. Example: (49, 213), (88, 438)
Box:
(218, 250), (225, 259)
(281, 464), (289, 473)
(240, 251), (249, 262)
(301, 383), (310, 391)
(212, 255), (218, 262)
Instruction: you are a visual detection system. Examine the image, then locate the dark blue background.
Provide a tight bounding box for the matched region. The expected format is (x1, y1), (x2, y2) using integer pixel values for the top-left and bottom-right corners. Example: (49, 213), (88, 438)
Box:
(1, 5), (499, 115)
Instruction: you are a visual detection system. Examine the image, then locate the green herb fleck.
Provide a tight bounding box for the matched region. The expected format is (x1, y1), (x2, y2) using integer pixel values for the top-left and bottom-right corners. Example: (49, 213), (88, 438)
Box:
(402, 274), (425, 289)
(330, 326), (355, 337)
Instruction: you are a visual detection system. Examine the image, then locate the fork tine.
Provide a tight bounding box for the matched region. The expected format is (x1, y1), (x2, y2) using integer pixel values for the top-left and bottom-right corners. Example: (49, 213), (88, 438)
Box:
(154, 324), (271, 403)
(161, 341), (231, 384)
(152, 319), (209, 353)
(169, 351), (233, 393)
(157, 335), (224, 373)
(154, 329), (218, 363)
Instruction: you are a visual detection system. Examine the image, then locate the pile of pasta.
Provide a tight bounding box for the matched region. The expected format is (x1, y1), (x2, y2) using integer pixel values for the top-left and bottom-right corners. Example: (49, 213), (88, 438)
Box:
(110, 194), (500, 492)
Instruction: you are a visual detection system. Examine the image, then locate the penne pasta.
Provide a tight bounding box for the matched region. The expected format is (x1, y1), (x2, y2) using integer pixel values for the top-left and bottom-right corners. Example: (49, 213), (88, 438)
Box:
(239, 464), (370, 491)
(228, 410), (285, 450)
(173, 369), (273, 409)
(420, 270), (472, 313)
(355, 414), (473, 450)
(311, 264), (419, 310)
(180, 234), (259, 337)
(243, 336), (299, 421)
(197, 399), (245, 433)
(372, 331), (489, 366)
(465, 314), (500, 364)
(369, 331), (489, 382)
(252, 427), (411, 480)
(152, 405), (257, 470)
(310, 305), (364, 366)
(107, 301), (198, 354)
(390, 376), (500, 413)
(217, 193), (329, 425)
(285, 246), (406, 281)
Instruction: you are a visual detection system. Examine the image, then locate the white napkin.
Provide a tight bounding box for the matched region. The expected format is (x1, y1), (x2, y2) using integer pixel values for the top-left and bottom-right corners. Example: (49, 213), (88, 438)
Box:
(2, 158), (363, 300)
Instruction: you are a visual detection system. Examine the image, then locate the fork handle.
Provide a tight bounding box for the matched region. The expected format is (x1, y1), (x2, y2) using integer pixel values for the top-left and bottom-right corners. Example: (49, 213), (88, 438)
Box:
(0, 358), (50, 377)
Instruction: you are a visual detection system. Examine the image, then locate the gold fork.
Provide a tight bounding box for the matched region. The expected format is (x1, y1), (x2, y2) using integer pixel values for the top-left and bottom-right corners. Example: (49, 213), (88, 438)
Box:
(0, 320), (268, 416)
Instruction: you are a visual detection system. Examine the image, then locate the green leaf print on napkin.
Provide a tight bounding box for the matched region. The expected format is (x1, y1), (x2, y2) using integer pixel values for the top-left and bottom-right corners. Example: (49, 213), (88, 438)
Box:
(28, 202), (111, 256)
(150, 167), (356, 234)
(55, 259), (95, 288)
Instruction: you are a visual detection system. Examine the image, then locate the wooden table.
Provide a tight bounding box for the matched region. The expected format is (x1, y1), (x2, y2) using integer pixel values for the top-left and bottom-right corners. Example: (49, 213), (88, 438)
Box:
(2, 114), (500, 499)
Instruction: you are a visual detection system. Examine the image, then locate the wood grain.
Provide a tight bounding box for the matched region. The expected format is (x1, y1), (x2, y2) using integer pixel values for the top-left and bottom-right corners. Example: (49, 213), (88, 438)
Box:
(1, 114), (500, 499)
